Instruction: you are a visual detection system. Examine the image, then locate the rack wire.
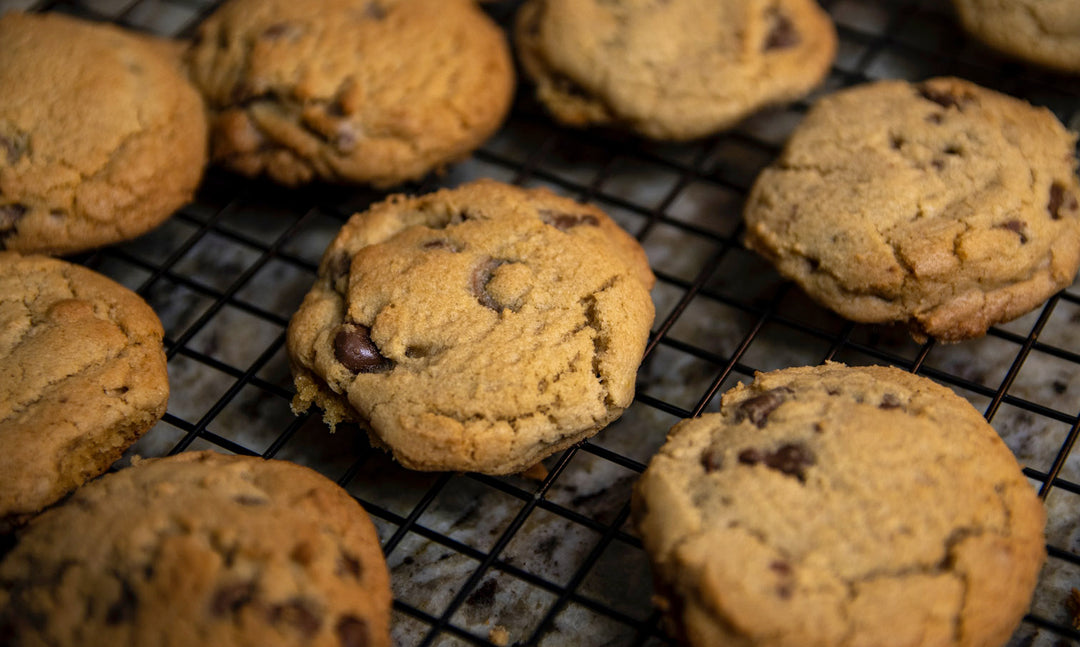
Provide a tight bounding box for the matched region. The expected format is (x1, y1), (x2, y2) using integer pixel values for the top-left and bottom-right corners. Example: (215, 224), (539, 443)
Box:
(6, 0), (1080, 644)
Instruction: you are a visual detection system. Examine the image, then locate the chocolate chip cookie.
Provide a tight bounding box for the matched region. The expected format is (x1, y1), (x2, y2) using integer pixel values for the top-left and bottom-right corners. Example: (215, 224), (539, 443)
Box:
(514, 0), (837, 140)
(0, 252), (169, 530)
(952, 0), (1080, 73)
(0, 12), (207, 255)
(0, 451), (391, 647)
(187, 0), (514, 188)
(744, 77), (1080, 341)
(633, 362), (1046, 647)
(287, 179), (655, 474)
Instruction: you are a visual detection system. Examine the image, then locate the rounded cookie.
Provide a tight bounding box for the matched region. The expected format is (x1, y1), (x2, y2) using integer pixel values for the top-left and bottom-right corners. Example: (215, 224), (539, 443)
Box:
(287, 179), (655, 474)
(633, 362), (1046, 647)
(0, 12), (207, 255)
(187, 0), (515, 188)
(514, 0), (836, 141)
(0, 451), (391, 647)
(952, 0), (1080, 73)
(0, 251), (168, 530)
(744, 77), (1080, 342)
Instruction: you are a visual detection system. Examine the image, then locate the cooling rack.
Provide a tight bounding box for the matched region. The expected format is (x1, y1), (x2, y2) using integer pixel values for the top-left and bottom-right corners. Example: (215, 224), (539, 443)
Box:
(4, 0), (1080, 645)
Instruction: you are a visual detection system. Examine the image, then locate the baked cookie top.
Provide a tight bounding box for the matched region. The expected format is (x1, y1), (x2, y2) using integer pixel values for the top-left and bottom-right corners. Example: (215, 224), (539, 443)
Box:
(0, 451), (391, 647)
(633, 363), (1046, 647)
(514, 0), (836, 141)
(0, 12), (207, 256)
(287, 179), (655, 474)
(187, 0), (514, 188)
(952, 0), (1080, 73)
(744, 77), (1080, 342)
(0, 252), (168, 530)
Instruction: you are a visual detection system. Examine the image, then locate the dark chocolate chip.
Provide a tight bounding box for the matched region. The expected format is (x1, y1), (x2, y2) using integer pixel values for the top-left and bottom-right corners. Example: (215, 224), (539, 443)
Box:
(336, 616), (371, 647)
(889, 135), (905, 150)
(878, 393), (903, 410)
(471, 258), (506, 311)
(270, 599), (321, 637)
(997, 219), (1028, 244)
(364, 2), (387, 20)
(764, 11), (800, 50)
(917, 85), (971, 110)
(334, 324), (394, 374)
(0, 204), (28, 231)
(105, 578), (138, 625)
(539, 209), (600, 231)
(211, 581), (256, 616)
(734, 387), (792, 428)
(700, 448), (723, 473)
(944, 144), (962, 156)
(234, 494), (267, 506)
(1049, 182), (1078, 220)
(738, 442), (815, 481)
(337, 552), (363, 580)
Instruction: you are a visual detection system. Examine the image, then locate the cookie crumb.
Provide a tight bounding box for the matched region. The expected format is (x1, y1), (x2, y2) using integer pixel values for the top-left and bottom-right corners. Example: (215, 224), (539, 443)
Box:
(489, 625), (510, 646)
(519, 462), (549, 481)
(1066, 587), (1080, 629)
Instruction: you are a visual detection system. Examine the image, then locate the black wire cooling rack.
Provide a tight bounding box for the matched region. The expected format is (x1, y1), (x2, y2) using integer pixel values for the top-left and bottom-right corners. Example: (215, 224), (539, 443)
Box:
(6, 0), (1080, 644)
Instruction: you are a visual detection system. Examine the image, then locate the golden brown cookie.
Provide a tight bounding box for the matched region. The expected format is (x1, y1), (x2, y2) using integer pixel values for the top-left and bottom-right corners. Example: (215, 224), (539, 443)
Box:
(187, 0), (515, 188)
(514, 0), (836, 140)
(633, 363), (1046, 647)
(0, 451), (392, 647)
(0, 251), (168, 530)
(287, 179), (655, 474)
(0, 12), (207, 255)
(744, 77), (1080, 341)
(952, 0), (1080, 73)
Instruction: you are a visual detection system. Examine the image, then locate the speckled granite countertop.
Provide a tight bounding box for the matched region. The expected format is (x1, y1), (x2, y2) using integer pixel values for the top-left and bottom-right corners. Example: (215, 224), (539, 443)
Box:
(6, 0), (1080, 645)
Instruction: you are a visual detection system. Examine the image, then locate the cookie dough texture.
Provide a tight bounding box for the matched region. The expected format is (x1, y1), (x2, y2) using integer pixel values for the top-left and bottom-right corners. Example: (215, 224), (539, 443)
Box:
(0, 12), (207, 255)
(744, 77), (1080, 341)
(287, 179), (655, 474)
(0, 451), (392, 647)
(952, 0), (1080, 73)
(187, 0), (514, 188)
(633, 363), (1046, 647)
(514, 0), (836, 141)
(0, 252), (168, 530)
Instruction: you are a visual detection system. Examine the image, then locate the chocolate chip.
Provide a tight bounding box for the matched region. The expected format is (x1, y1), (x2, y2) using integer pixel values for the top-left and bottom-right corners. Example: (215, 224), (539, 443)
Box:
(931, 158), (945, 171)
(770, 560), (792, 576)
(336, 616), (371, 647)
(0, 134), (26, 164)
(734, 387), (792, 428)
(105, 578), (138, 624)
(270, 599), (321, 637)
(764, 11), (800, 50)
(0, 204), (28, 231)
(997, 219), (1028, 244)
(944, 144), (962, 156)
(211, 581), (256, 616)
(364, 2), (386, 19)
(234, 494), (267, 506)
(700, 448), (723, 473)
(889, 135), (905, 150)
(539, 209), (600, 231)
(552, 73), (592, 100)
(337, 552), (363, 580)
(1049, 182), (1078, 220)
(471, 258), (506, 311)
(878, 393), (903, 410)
(334, 324), (394, 374)
(738, 442), (815, 481)
(917, 85), (971, 110)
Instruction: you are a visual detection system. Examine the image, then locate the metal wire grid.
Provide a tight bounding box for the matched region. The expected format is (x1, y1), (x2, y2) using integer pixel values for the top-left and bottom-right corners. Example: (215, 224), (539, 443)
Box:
(5, 0), (1080, 644)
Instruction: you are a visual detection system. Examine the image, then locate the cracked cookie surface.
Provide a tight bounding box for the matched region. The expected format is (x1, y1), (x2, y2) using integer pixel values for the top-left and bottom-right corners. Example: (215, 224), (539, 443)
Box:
(0, 12), (207, 255)
(0, 451), (391, 647)
(187, 0), (514, 188)
(287, 179), (655, 474)
(632, 362), (1046, 647)
(952, 0), (1080, 73)
(514, 0), (836, 141)
(0, 251), (168, 530)
(744, 77), (1080, 341)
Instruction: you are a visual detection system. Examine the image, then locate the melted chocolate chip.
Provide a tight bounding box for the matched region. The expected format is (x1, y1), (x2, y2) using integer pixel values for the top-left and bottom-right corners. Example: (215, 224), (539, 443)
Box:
(1049, 182), (1078, 220)
(878, 393), (903, 410)
(105, 578), (138, 624)
(336, 616), (371, 647)
(334, 324), (394, 374)
(337, 552), (363, 580)
(738, 442), (815, 481)
(471, 258), (506, 311)
(997, 219), (1028, 244)
(700, 448), (723, 473)
(764, 11), (800, 50)
(270, 599), (321, 636)
(211, 582), (256, 616)
(734, 387), (792, 428)
(539, 209), (600, 231)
